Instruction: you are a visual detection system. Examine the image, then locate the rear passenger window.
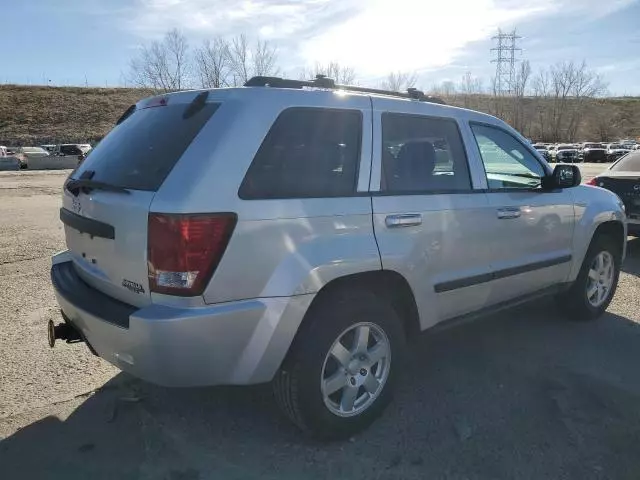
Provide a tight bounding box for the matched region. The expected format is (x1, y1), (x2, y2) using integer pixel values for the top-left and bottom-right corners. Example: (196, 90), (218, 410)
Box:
(239, 108), (362, 199)
(381, 113), (471, 193)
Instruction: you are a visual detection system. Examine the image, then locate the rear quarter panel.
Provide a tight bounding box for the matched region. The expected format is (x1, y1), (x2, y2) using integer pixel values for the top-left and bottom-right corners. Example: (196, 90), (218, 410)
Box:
(150, 89), (380, 303)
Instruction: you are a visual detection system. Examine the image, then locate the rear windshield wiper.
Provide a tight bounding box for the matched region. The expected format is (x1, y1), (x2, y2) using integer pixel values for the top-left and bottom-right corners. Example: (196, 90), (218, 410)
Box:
(66, 179), (130, 196)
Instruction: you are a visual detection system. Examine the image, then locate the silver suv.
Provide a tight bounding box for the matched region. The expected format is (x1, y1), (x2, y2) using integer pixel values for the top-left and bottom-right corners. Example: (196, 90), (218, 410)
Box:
(50, 76), (626, 439)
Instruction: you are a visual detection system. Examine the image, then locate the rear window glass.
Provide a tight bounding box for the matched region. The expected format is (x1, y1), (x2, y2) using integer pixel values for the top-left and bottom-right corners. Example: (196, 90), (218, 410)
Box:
(239, 107), (362, 199)
(611, 152), (640, 171)
(72, 101), (219, 191)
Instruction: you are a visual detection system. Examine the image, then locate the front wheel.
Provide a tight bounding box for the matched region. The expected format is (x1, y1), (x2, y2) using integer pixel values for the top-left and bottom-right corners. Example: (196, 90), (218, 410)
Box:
(557, 234), (621, 320)
(273, 288), (405, 440)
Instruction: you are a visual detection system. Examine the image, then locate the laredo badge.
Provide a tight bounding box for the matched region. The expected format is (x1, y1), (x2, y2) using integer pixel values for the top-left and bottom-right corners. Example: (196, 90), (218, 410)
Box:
(122, 279), (145, 294)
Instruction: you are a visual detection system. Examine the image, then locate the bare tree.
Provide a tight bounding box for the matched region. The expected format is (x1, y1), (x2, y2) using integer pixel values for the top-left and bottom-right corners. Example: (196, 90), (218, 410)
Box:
(226, 34), (279, 86)
(128, 29), (190, 92)
(544, 61), (608, 141)
(458, 71), (483, 108)
(302, 62), (357, 84)
(510, 60), (531, 133)
(429, 80), (457, 98)
(227, 34), (250, 85)
(194, 38), (230, 88)
(380, 71), (418, 92)
(253, 39), (279, 77)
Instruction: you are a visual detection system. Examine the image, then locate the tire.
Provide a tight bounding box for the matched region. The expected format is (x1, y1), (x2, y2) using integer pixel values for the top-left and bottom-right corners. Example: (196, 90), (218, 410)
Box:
(557, 234), (621, 320)
(273, 287), (405, 440)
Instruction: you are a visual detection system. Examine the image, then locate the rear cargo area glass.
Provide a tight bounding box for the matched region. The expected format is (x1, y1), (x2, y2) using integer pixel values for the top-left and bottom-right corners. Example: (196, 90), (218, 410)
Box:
(72, 102), (219, 191)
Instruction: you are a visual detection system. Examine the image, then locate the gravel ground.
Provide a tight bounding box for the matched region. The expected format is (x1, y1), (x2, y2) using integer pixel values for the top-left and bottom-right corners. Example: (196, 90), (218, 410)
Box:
(1, 168), (640, 480)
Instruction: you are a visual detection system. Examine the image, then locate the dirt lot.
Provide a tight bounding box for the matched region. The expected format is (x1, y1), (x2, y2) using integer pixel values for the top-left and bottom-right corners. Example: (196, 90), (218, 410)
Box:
(1, 169), (640, 480)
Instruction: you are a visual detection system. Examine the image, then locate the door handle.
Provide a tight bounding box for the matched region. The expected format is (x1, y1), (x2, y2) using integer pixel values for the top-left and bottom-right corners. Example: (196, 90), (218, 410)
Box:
(385, 214), (422, 228)
(496, 207), (521, 219)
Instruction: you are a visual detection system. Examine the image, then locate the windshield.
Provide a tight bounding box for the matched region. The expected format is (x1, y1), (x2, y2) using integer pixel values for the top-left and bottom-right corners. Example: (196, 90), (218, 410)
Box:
(73, 102), (219, 191)
(611, 152), (640, 171)
(557, 145), (574, 150)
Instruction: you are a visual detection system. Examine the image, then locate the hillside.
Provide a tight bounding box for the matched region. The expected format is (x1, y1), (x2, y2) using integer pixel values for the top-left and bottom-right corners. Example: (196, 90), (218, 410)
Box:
(1, 84), (639, 145)
(0, 85), (153, 145)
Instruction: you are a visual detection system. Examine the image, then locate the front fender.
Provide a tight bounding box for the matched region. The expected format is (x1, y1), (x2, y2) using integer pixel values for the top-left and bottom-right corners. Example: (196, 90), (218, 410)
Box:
(568, 185), (626, 281)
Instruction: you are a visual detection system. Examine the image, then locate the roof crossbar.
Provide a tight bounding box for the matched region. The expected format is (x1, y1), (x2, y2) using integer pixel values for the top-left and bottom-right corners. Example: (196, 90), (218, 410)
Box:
(244, 75), (446, 105)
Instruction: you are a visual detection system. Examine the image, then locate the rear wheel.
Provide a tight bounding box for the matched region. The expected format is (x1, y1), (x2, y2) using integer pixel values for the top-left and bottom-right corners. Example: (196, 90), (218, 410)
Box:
(557, 234), (621, 320)
(273, 288), (405, 440)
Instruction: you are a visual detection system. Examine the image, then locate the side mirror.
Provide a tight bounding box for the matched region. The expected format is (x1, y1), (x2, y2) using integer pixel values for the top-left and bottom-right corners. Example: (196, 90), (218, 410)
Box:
(543, 164), (581, 189)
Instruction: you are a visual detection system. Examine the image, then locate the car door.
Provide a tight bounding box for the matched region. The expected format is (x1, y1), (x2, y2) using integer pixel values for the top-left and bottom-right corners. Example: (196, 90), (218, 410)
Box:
(467, 122), (574, 304)
(369, 100), (497, 330)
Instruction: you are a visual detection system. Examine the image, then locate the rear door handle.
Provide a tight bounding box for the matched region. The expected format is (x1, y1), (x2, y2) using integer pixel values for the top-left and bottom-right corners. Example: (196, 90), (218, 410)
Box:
(497, 207), (521, 219)
(385, 214), (422, 228)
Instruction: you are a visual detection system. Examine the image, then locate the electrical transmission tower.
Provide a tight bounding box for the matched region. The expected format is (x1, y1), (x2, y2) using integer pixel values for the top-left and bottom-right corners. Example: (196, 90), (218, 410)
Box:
(491, 29), (521, 96)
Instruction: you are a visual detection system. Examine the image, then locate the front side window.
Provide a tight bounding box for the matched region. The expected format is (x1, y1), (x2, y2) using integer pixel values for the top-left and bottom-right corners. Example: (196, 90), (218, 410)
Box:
(381, 113), (471, 193)
(471, 124), (545, 190)
(239, 107), (362, 199)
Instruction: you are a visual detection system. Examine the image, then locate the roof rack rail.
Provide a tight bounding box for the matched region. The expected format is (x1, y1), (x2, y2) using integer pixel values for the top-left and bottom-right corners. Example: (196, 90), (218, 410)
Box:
(244, 75), (446, 105)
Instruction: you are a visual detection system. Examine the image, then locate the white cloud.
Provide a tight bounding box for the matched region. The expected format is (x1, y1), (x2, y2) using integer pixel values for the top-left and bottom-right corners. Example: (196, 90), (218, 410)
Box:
(299, 0), (554, 75)
(111, 0), (638, 77)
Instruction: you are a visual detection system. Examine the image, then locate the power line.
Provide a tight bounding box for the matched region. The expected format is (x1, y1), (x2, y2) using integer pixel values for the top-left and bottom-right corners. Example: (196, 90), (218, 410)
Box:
(490, 28), (521, 96)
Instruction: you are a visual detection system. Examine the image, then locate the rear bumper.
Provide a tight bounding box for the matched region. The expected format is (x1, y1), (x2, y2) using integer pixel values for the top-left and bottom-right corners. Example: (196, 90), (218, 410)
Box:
(51, 252), (314, 387)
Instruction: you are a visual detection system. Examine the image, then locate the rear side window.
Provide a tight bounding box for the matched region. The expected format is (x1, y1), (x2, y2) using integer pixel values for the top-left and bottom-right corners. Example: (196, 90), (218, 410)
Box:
(60, 145), (81, 155)
(72, 102), (219, 191)
(239, 108), (362, 199)
(381, 113), (471, 193)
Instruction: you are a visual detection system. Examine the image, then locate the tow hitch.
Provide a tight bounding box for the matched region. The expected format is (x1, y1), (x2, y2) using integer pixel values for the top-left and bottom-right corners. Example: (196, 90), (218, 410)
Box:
(47, 319), (82, 348)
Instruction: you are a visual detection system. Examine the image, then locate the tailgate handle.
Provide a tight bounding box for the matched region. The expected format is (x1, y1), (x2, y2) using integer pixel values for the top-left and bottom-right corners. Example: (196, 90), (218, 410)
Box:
(59, 208), (115, 239)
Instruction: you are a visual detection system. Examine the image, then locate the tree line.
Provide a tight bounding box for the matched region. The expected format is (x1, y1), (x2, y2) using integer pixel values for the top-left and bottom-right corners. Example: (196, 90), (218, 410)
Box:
(128, 29), (637, 143)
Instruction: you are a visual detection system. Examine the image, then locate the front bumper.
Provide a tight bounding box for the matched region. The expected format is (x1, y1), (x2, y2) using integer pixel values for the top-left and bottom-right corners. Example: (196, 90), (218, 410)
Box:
(51, 252), (313, 387)
(627, 216), (640, 236)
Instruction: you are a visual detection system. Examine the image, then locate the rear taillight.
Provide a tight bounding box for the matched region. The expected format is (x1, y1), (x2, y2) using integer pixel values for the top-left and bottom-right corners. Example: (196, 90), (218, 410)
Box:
(147, 213), (237, 296)
(586, 177), (597, 186)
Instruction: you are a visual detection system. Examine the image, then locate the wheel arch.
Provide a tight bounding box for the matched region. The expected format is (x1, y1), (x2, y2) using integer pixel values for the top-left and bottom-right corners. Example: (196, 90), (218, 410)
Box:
(593, 220), (626, 260)
(281, 270), (421, 368)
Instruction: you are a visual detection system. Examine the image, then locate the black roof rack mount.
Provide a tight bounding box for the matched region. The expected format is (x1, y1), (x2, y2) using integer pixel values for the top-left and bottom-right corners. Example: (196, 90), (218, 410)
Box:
(244, 75), (446, 105)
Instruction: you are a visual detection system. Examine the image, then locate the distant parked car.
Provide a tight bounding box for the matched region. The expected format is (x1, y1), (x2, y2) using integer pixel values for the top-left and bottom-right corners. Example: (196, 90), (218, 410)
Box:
(12, 146), (49, 169)
(0, 156), (21, 170)
(587, 151), (640, 236)
(580, 143), (607, 163)
(606, 144), (632, 161)
(54, 144), (92, 163)
(532, 144), (551, 162)
(554, 144), (579, 163)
